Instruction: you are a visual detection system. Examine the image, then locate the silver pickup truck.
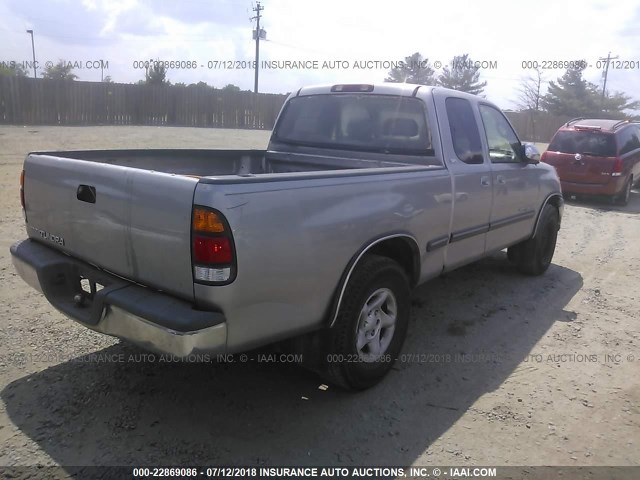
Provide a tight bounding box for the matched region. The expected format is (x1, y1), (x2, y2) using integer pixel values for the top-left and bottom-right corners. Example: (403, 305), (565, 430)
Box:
(10, 83), (563, 389)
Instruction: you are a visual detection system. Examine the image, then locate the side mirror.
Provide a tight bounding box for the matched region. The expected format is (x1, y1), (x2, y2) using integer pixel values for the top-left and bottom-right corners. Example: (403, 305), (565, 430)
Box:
(522, 143), (540, 164)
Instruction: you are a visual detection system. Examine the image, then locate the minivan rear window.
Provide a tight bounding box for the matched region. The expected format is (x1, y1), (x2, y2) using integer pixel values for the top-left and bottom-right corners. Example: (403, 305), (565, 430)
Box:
(548, 130), (616, 157)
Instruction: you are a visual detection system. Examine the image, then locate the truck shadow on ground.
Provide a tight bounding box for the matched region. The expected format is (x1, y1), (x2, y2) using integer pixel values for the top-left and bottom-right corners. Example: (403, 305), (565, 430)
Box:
(2, 253), (583, 469)
(564, 188), (640, 215)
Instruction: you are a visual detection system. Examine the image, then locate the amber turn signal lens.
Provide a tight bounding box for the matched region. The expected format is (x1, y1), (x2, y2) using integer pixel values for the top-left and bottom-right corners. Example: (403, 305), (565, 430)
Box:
(193, 208), (225, 233)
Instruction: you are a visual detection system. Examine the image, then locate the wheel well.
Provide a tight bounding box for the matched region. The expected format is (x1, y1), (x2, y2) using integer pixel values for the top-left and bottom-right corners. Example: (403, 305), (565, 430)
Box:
(531, 194), (563, 239)
(546, 194), (562, 212)
(326, 235), (420, 328)
(365, 237), (420, 287)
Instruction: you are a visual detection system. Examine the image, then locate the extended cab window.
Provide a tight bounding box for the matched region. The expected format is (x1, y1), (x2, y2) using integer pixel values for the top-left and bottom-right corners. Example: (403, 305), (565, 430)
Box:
(273, 94), (434, 156)
(479, 104), (522, 163)
(445, 97), (484, 164)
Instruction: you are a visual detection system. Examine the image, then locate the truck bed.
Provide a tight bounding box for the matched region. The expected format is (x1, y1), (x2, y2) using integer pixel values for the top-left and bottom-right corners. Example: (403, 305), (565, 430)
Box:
(36, 149), (427, 177)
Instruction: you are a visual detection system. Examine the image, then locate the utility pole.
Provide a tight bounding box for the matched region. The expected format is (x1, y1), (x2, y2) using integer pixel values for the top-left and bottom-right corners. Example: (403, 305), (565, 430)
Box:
(599, 52), (619, 106)
(252, 2), (264, 94)
(26, 29), (36, 78)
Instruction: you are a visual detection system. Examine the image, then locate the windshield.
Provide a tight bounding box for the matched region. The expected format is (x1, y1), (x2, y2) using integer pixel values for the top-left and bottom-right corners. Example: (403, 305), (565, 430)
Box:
(548, 130), (616, 157)
(273, 94), (434, 155)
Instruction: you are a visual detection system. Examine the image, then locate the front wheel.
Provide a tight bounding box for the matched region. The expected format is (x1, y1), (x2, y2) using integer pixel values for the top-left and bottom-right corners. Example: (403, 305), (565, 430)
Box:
(507, 205), (559, 276)
(322, 255), (410, 390)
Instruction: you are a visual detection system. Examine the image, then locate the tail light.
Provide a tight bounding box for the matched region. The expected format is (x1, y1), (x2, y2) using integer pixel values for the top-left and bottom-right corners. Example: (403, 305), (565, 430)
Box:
(191, 206), (236, 284)
(612, 157), (623, 177)
(540, 151), (548, 163)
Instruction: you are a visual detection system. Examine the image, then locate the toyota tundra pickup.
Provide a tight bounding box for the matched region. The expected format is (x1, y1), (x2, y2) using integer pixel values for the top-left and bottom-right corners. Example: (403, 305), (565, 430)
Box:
(10, 83), (563, 389)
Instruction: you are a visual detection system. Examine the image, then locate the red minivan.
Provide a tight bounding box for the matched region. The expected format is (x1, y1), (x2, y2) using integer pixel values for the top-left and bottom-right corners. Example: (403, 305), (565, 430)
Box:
(542, 119), (640, 205)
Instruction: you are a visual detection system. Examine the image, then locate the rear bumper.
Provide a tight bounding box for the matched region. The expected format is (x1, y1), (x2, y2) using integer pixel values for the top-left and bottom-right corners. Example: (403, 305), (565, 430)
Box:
(560, 176), (626, 196)
(10, 239), (227, 358)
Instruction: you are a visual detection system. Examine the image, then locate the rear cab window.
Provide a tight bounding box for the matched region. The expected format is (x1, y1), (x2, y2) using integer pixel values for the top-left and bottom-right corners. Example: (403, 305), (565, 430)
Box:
(273, 94), (435, 157)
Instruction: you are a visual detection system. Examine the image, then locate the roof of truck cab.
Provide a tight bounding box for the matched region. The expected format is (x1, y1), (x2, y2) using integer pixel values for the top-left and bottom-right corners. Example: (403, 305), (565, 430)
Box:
(294, 83), (493, 104)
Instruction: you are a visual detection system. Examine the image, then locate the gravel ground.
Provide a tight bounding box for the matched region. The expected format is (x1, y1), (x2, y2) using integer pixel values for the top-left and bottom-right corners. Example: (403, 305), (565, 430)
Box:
(0, 126), (638, 473)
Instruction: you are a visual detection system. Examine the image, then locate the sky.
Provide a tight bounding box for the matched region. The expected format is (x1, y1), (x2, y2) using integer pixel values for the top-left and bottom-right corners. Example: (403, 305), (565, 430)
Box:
(1, 0), (639, 111)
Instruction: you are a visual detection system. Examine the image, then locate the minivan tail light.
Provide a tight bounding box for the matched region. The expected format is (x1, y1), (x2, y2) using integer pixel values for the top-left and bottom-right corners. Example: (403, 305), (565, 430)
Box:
(612, 157), (623, 176)
(191, 206), (236, 284)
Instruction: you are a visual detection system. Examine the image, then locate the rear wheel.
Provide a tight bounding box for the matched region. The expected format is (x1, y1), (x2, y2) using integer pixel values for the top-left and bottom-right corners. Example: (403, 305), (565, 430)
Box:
(507, 205), (559, 276)
(614, 177), (632, 206)
(322, 255), (410, 390)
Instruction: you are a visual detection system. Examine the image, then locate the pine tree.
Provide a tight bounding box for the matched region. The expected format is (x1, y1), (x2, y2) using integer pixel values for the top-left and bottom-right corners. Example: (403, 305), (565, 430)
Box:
(541, 65), (598, 116)
(385, 52), (435, 85)
(437, 54), (487, 95)
(542, 65), (639, 118)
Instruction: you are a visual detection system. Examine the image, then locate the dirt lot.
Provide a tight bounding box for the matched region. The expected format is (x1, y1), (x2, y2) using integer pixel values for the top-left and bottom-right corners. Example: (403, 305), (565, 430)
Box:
(0, 126), (638, 472)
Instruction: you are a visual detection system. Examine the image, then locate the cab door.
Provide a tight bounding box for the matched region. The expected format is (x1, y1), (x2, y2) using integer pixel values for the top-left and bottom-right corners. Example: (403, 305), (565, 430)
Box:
(477, 104), (541, 252)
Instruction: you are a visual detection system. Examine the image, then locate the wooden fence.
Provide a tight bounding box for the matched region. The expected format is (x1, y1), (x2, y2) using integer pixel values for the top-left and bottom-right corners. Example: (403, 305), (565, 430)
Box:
(505, 111), (571, 144)
(0, 76), (287, 129)
(0, 77), (570, 142)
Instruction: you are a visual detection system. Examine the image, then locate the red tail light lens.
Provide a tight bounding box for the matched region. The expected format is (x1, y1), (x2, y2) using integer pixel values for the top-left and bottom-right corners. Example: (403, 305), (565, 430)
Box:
(612, 157), (623, 176)
(541, 151), (548, 163)
(193, 236), (232, 264)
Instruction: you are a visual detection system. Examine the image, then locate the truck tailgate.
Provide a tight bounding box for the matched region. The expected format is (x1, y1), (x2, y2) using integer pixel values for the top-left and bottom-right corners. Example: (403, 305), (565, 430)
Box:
(23, 154), (198, 300)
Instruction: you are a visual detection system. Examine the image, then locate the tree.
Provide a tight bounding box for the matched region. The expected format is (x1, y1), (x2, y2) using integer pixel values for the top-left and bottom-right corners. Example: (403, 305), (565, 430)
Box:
(221, 83), (241, 92)
(145, 61), (168, 86)
(541, 64), (639, 118)
(0, 62), (28, 77)
(541, 64), (598, 117)
(42, 60), (77, 80)
(103, 75), (113, 83)
(385, 52), (435, 85)
(189, 81), (211, 88)
(437, 53), (487, 95)
(517, 67), (545, 112)
(601, 91), (640, 119)
(516, 68), (545, 141)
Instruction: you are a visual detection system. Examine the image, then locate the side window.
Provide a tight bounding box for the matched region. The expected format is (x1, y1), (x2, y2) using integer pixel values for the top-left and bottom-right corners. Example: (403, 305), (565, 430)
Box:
(445, 97), (484, 164)
(479, 104), (522, 163)
(618, 126), (640, 155)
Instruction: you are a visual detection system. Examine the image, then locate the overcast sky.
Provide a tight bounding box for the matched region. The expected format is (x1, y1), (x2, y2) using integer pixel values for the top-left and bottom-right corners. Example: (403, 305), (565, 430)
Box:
(1, 0), (639, 110)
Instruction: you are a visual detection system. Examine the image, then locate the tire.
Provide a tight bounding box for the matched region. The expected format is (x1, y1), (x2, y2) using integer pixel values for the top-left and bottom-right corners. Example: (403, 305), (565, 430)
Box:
(507, 205), (559, 276)
(322, 255), (410, 390)
(614, 177), (632, 206)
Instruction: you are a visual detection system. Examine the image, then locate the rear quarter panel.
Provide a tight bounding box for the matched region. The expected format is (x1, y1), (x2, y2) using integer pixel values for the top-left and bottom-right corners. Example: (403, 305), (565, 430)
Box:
(193, 168), (452, 351)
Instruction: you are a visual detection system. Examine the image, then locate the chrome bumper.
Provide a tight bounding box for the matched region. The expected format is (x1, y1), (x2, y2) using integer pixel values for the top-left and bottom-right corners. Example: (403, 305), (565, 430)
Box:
(10, 239), (227, 358)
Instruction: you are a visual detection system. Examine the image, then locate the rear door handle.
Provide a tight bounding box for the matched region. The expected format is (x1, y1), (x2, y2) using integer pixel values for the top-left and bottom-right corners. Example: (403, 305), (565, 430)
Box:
(77, 185), (96, 204)
(496, 175), (506, 185)
(480, 176), (490, 187)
